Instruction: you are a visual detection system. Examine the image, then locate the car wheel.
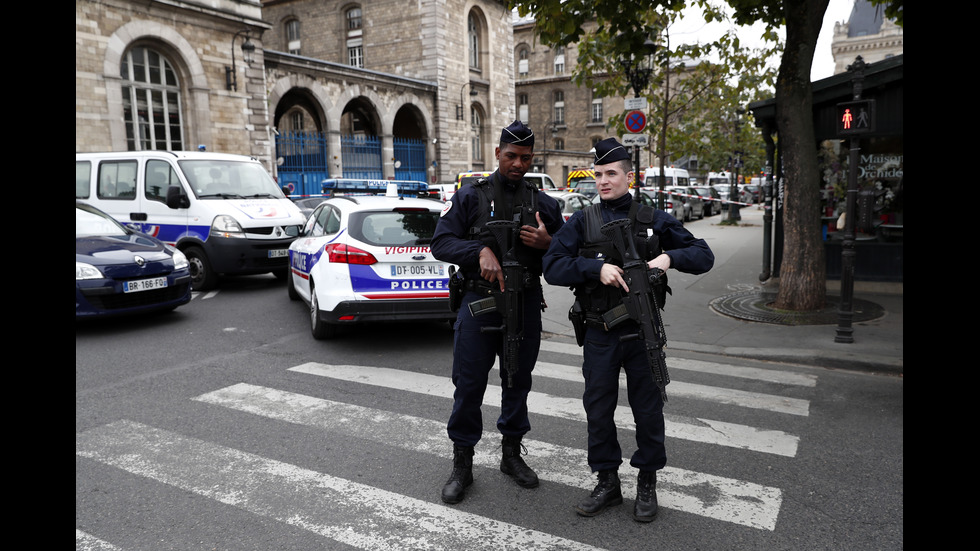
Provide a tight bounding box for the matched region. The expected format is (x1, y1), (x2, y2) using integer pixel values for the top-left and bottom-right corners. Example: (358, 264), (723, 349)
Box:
(698, 207), (704, 220)
(184, 245), (218, 292)
(309, 283), (335, 340)
(287, 268), (299, 301)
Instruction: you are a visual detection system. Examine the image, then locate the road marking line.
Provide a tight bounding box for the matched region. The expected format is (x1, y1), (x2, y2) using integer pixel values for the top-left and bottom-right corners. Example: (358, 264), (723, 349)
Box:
(76, 420), (614, 551)
(288, 362), (799, 457)
(194, 383), (783, 531)
(538, 340), (818, 387)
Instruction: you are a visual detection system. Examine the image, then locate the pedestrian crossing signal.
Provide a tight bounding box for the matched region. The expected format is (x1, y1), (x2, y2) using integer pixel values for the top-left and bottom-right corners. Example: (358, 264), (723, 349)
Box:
(836, 99), (875, 136)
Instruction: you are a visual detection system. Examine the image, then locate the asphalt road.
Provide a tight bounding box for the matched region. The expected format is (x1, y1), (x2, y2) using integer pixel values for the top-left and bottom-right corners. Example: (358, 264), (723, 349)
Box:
(77, 266), (903, 550)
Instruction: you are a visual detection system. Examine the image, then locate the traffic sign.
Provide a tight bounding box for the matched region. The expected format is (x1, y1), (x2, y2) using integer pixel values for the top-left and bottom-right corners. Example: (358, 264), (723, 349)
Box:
(625, 110), (647, 133)
(624, 97), (648, 110)
(836, 99), (875, 136)
(622, 134), (649, 146)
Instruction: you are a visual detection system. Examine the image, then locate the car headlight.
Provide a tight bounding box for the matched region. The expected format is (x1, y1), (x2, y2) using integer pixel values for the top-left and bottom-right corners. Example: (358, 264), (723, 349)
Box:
(171, 248), (189, 270)
(76, 262), (103, 280)
(211, 215), (245, 238)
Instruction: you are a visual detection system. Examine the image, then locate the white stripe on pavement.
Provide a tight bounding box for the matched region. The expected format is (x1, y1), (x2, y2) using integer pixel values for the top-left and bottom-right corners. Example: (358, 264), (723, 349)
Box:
(194, 383), (783, 530)
(76, 420), (613, 551)
(288, 362), (799, 457)
(532, 361), (810, 416)
(76, 530), (122, 551)
(538, 340), (818, 387)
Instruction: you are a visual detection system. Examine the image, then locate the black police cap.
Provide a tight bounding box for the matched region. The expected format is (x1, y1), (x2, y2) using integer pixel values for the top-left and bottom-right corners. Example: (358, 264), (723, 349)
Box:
(593, 137), (630, 165)
(500, 120), (534, 148)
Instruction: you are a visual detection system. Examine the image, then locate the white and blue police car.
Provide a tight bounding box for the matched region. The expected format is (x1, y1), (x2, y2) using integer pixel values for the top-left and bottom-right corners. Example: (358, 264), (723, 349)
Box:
(287, 180), (458, 339)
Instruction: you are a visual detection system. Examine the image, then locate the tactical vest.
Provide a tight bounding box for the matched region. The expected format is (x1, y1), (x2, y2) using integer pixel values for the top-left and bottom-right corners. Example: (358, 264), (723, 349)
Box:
(575, 200), (662, 314)
(467, 174), (543, 276)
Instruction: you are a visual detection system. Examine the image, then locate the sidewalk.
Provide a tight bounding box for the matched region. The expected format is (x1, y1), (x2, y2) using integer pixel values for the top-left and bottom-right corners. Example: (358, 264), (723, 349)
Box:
(541, 205), (904, 376)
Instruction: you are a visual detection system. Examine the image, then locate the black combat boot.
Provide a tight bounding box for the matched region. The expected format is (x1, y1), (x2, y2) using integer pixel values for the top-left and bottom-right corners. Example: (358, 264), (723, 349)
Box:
(633, 470), (659, 522)
(575, 470), (623, 517)
(441, 444), (474, 504)
(500, 435), (539, 488)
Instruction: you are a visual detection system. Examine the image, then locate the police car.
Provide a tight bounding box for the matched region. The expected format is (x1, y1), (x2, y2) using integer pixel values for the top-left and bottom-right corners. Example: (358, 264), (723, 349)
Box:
(287, 181), (457, 339)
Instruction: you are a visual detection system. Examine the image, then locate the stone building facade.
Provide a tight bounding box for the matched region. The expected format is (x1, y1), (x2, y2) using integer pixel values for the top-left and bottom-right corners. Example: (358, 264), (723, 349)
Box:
(76, 0), (517, 187)
(831, 0), (903, 75)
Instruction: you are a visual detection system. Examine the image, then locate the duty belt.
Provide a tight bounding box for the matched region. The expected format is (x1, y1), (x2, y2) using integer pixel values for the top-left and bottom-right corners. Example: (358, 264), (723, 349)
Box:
(464, 277), (540, 295)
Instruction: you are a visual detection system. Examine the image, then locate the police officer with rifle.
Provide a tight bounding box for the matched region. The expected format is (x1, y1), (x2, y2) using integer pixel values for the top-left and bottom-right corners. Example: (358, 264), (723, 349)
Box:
(432, 120), (564, 505)
(543, 138), (713, 522)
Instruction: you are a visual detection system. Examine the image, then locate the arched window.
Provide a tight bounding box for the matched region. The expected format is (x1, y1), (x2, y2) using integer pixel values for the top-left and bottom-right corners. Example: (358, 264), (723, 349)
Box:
(120, 46), (184, 151)
(347, 7), (363, 68)
(468, 14), (480, 70)
(285, 20), (301, 55)
(471, 106), (483, 161)
(518, 47), (529, 78)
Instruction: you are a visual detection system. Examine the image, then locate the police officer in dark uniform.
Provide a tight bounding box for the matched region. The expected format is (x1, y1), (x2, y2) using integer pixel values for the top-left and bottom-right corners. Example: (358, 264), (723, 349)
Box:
(542, 138), (713, 522)
(431, 120), (564, 504)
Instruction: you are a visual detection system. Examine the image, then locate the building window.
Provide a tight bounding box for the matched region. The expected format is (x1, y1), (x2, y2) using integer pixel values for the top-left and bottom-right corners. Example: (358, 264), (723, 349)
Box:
(591, 136), (602, 148)
(554, 45), (565, 75)
(120, 46), (184, 151)
(286, 20), (301, 55)
(553, 91), (565, 125)
(471, 106), (483, 161)
(518, 47), (529, 78)
(554, 138), (564, 150)
(290, 111), (304, 131)
(468, 14), (480, 70)
(518, 94), (529, 123)
(591, 95), (603, 123)
(347, 7), (363, 68)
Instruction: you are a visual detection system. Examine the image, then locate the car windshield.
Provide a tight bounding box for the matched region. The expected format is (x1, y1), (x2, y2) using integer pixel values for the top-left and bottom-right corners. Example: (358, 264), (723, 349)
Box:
(76, 205), (128, 237)
(350, 209), (441, 246)
(180, 160), (285, 199)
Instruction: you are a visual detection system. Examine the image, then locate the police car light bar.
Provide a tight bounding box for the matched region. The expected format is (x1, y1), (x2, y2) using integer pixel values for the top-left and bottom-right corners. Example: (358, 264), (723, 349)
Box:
(321, 178), (428, 198)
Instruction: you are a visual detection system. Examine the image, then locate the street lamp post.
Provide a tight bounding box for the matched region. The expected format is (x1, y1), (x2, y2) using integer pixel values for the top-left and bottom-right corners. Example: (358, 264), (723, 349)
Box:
(728, 108), (745, 222)
(620, 37), (657, 204)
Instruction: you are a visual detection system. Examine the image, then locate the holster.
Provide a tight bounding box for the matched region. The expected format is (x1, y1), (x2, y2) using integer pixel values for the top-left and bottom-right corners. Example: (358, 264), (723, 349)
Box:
(448, 265), (464, 313)
(568, 300), (586, 347)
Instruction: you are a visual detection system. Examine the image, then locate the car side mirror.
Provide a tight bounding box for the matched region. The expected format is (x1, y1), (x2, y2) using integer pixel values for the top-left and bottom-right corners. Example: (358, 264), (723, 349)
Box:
(166, 185), (190, 209)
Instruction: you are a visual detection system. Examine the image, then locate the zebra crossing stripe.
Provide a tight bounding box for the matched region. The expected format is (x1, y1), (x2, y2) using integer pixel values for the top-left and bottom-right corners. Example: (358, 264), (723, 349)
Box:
(76, 420), (614, 551)
(193, 383), (782, 531)
(533, 361), (810, 416)
(289, 362), (800, 457)
(538, 340), (818, 387)
(76, 529), (121, 551)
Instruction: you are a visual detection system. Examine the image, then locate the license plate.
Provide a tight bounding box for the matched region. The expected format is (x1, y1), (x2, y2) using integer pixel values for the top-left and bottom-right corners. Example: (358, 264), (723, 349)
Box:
(268, 249), (288, 258)
(124, 277), (168, 293)
(390, 264), (446, 277)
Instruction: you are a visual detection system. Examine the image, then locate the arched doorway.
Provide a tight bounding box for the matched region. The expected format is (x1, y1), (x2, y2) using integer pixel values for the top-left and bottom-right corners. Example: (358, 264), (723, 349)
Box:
(274, 88), (329, 196)
(392, 105), (428, 181)
(341, 98), (382, 179)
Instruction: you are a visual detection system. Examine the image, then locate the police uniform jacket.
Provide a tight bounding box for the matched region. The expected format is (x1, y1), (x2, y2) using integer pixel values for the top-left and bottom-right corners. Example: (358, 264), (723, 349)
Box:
(543, 192), (713, 290)
(431, 170), (563, 280)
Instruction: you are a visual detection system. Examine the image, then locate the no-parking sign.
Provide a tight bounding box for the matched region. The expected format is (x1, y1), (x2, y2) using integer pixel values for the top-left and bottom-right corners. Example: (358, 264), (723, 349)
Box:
(625, 110), (647, 133)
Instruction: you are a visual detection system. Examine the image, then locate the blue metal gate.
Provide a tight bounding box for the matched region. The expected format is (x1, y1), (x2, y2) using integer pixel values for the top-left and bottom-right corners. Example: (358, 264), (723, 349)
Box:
(393, 137), (427, 181)
(341, 135), (382, 180)
(275, 130), (329, 197)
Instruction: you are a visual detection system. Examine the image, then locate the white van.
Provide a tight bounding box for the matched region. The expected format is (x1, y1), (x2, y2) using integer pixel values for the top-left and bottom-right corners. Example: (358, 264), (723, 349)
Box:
(642, 166), (691, 188)
(522, 172), (560, 191)
(76, 151), (307, 291)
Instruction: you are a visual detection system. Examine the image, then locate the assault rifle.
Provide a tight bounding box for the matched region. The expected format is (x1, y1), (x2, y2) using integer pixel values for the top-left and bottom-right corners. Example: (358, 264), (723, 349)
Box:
(599, 218), (671, 402)
(467, 220), (528, 388)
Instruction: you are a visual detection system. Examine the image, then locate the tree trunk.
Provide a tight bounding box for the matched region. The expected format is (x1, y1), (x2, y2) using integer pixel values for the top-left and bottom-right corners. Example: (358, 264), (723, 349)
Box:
(772, 0), (829, 311)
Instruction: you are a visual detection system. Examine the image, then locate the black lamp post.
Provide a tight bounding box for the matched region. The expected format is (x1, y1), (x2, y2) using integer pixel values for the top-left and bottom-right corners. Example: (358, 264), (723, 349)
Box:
(620, 37), (657, 203)
(456, 82), (478, 121)
(728, 108), (745, 222)
(226, 29), (256, 92)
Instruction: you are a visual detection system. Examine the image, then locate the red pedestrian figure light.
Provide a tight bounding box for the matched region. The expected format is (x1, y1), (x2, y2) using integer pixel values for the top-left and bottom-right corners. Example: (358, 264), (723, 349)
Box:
(841, 108), (853, 129)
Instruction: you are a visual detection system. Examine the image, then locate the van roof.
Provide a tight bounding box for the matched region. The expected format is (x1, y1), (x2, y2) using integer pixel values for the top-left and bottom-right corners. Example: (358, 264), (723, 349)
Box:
(76, 150), (260, 162)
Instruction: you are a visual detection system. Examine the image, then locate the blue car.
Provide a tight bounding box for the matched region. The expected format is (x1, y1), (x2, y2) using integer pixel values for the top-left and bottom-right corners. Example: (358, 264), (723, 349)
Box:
(76, 201), (192, 318)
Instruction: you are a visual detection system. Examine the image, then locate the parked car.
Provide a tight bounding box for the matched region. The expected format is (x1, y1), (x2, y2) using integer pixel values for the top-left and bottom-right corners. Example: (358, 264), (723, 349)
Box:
(692, 185), (722, 216)
(291, 196), (327, 219)
(739, 184), (762, 204)
(546, 191), (592, 221)
(76, 201), (192, 319)
(566, 168), (595, 190)
(667, 186), (704, 221)
(287, 192), (457, 339)
(522, 172), (560, 191)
